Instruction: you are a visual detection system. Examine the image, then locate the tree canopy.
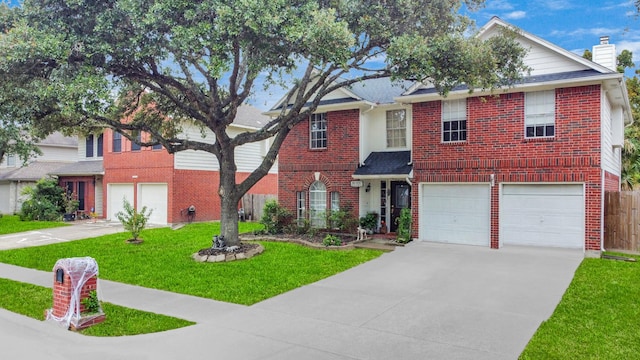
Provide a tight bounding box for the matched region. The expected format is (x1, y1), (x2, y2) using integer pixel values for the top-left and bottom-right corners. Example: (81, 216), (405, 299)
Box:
(0, 0), (529, 243)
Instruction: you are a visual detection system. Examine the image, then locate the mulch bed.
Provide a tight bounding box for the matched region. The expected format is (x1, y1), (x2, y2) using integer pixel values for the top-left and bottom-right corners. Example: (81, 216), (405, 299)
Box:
(197, 242), (260, 256)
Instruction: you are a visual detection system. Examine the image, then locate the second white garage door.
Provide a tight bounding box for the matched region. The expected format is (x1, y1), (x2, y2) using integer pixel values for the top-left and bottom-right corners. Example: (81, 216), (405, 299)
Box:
(138, 183), (168, 225)
(420, 184), (491, 246)
(500, 184), (584, 248)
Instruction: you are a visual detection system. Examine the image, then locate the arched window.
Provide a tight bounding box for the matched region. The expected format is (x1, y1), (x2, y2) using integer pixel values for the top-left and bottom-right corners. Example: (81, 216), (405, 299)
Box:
(309, 181), (327, 228)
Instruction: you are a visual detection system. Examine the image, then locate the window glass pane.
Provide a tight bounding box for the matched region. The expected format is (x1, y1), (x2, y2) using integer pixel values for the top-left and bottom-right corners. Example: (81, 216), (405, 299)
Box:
(112, 132), (122, 153)
(309, 181), (327, 227)
(85, 135), (94, 158)
(6, 154), (15, 166)
(97, 134), (103, 156)
(525, 90), (555, 138)
(310, 113), (327, 149)
(131, 131), (141, 151)
(442, 99), (466, 143)
(386, 109), (407, 148)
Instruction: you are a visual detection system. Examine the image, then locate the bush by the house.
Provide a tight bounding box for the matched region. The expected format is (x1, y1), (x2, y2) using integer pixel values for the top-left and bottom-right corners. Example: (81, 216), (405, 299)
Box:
(19, 178), (65, 221)
(260, 200), (293, 234)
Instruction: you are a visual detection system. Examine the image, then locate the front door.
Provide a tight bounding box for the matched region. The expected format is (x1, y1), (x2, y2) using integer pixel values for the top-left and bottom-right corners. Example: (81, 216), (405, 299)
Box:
(390, 181), (411, 232)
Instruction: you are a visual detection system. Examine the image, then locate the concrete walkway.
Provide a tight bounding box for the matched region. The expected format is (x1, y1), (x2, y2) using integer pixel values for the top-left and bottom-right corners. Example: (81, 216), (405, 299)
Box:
(0, 227), (583, 360)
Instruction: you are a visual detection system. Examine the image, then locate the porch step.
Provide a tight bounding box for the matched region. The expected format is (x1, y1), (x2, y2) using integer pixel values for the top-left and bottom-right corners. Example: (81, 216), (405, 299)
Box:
(354, 239), (397, 252)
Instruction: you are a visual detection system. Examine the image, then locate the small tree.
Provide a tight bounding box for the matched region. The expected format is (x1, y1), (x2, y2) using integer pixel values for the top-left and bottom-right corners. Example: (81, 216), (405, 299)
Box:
(115, 198), (152, 243)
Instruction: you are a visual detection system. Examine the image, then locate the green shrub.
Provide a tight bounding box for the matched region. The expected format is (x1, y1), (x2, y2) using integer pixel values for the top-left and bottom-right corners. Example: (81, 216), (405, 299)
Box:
(260, 200), (293, 234)
(115, 198), (152, 242)
(19, 178), (65, 221)
(396, 208), (412, 244)
(81, 290), (101, 315)
(322, 234), (342, 246)
(359, 212), (378, 232)
(327, 208), (359, 232)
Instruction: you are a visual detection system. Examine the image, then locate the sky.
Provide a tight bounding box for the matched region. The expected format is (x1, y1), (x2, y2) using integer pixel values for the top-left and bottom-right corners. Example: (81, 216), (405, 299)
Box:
(6, 0), (640, 110)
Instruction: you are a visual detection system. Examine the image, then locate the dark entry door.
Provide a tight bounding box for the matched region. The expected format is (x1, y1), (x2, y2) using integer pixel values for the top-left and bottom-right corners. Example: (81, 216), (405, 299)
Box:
(390, 181), (411, 232)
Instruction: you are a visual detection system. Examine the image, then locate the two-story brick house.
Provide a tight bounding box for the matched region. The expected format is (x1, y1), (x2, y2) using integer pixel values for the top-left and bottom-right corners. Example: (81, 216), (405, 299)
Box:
(102, 104), (278, 225)
(275, 17), (632, 254)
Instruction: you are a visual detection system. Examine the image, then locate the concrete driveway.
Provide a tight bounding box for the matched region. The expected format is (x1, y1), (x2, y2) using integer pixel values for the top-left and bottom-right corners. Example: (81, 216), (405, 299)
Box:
(0, 241), (582, 359)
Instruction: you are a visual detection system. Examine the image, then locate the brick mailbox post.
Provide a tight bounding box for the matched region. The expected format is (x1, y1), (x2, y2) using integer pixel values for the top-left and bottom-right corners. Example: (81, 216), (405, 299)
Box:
(45, 257), (105, 331)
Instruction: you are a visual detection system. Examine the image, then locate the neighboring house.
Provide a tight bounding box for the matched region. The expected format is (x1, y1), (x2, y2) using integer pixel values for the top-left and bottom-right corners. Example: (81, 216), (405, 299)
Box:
(50, 132), (105, 218)
(0, 132), (78, 214)
(273, 17), (632, 254)
(102, 104), (278, 225)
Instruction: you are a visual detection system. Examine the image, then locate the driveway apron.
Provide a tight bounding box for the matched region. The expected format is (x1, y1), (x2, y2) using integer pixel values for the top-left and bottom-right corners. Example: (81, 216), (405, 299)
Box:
(0, 240), (582, 359)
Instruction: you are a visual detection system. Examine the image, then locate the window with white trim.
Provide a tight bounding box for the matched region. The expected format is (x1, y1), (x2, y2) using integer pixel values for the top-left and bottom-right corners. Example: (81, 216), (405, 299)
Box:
(296, 191), (306, 226)
(386, 109), (407, 148)
(310, 113), (327, 149)
(309, 181), (326, 228)
(525, 90), (555, 138)
(331, 191), (340, 211)
(442, 99), (467, 142)
(6, 154), (16, 167)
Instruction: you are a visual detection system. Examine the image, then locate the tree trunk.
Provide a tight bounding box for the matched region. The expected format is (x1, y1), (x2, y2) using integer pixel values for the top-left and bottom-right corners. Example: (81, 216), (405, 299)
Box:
(218, 146), (242, 247)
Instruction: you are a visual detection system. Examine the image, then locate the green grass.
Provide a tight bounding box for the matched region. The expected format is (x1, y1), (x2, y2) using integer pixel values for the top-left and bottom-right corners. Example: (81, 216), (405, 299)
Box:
(0, 222), (384, 305)
(0, 278), (194, 336)
(520, 253), (640, 359)
(0, 215), (68, 235)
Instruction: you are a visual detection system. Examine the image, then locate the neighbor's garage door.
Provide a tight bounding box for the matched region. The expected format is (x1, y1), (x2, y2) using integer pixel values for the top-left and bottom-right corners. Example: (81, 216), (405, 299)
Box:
(108, 184), (134, 221)
(0, 183), (10, 214)
(138, 183), (168, 225)
(420, 184), (491, 246)
(501, 184), (584, 248)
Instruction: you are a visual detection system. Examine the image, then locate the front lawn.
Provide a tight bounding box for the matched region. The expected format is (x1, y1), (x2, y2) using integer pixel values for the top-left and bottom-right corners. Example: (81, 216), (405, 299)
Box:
(0, 215), (68, 235)
(520, 253), (640, 359)
(0, 278), (194, 336)
(0, 222), (384, 305)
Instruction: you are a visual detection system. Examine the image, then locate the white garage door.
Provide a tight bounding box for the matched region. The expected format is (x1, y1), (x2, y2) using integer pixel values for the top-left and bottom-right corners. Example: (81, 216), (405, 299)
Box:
(420, 184), (491, 246)
(0, 183), (10, 214)
(108, 184), (134, 221)
(501, 184), (584, 248)
(138, 183), (168, 225)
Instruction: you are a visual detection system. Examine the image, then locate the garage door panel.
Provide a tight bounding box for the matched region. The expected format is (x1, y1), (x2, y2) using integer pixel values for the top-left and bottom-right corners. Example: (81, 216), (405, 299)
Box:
(420, 184), (491, 246)
(501, 184), (583, 248)
(108, 184), (134, 221)
(138, 184), (168, 225)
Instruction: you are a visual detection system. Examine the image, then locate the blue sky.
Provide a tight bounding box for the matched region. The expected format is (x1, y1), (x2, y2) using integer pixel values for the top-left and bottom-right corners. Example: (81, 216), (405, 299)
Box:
(6, 0), (640, 110)
(469, 0), (640, 64)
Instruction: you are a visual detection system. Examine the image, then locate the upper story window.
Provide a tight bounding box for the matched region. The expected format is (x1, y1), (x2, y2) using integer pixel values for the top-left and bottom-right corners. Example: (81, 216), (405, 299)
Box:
(97, 133), (103, 156)
(85, 135), (94, 157)
(310, 113), (327, 149)
(386, 109), (407, 148)
(131, 131), (141, 151)
(112, 132), (122, 153)
(5, 154), (16, 167)
(442, 99), (467, 143)
(525, 90), (555, 138)
(151, 135), (163, 150)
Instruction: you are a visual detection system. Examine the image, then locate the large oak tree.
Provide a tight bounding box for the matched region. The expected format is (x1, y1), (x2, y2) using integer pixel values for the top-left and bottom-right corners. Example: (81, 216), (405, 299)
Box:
(0, 0), (529, 245)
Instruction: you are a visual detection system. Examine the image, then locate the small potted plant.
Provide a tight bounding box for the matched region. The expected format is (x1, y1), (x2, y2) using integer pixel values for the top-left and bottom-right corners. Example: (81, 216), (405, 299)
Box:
(89, 207), (98, 223)
(359, 212), (378, 234)
(62, 192), (79, 221)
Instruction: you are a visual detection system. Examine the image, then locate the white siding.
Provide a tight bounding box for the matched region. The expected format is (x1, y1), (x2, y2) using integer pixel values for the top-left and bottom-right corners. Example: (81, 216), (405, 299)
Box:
(479, 27), (589, 76)
(360, 105), (412, 162)
(518, 37), (589, 76)
(95, 178), (104, 216)
(601, 92), (622, 176)
(174, 123), (277, 174)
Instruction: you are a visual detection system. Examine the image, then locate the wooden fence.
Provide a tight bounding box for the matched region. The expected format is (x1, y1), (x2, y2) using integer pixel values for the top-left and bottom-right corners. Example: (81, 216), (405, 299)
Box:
(240, 194), (276, 222)
(604, 191), (640, 252)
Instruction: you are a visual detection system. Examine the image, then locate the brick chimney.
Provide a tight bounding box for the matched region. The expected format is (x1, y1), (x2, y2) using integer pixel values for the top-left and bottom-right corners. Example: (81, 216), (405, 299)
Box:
(592, 36), (616, 71)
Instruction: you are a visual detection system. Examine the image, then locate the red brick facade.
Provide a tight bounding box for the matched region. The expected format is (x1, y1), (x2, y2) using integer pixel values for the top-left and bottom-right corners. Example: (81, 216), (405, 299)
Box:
(279, 109), (361, 221)
(278, 85), (616, 251)
(103, 129), (277, 223)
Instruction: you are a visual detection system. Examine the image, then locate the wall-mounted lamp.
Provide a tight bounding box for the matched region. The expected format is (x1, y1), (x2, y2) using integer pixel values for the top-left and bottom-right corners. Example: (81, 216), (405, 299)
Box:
(365, 183), (371, 192)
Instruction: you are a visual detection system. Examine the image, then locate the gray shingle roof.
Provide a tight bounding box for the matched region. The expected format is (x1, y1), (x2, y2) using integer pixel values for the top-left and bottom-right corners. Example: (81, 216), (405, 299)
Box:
(233, 104), (270, 128)
(407, 70), (604, 96)
(354, 151), (412, 176)
(50, 160), (104, 176)
(346, 78), (414, 104)
(37, 132), (78, 147)
(0, 161), (73, 181)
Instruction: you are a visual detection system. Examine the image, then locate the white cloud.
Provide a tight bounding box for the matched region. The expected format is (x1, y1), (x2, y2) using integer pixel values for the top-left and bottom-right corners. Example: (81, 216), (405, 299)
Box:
(504, 10), (527, 19)
(543, 0), (574, 10)
(484, 0), (514, 11)
(617, 40), (640, 62)
(550, 27), (624, 38)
